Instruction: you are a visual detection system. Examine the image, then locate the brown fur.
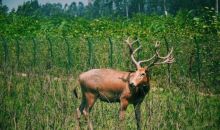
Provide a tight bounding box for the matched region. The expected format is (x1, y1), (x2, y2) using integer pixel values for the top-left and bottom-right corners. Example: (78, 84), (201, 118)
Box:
(75, 37), (174, 130)
(75, 68), (150, 130)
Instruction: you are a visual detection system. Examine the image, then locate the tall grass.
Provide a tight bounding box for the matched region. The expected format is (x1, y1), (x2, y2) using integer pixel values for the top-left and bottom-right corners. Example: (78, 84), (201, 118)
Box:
(0, 35), (219, 129)
(0, 70), (219, 129)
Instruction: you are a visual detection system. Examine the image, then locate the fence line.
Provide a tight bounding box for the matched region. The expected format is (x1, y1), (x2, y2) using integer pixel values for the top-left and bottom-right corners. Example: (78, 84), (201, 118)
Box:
(194, 36), (201, 82)
(64, 37), (72, 73)
(87, 38), (93, 68)
(0, 36), (198, 80)
(15, 38), (20, 68)
(136, 37), (140, 61)
(32, 37), (37, 67)
(108, 37), (113, 67)
(46, 35), (53, 69)
(164, 36), (172, 85)
(0, 36), (177, 82)
(1, 35), (8, 65)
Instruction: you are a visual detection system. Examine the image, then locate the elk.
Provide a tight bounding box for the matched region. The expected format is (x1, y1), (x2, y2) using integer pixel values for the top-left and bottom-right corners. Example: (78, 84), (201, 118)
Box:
(75, 37), (174, 130)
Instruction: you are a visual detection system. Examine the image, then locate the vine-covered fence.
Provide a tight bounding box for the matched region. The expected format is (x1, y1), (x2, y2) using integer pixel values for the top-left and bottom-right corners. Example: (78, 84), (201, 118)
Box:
(0, 35), (215, 84)
(0, 35), (219, 130)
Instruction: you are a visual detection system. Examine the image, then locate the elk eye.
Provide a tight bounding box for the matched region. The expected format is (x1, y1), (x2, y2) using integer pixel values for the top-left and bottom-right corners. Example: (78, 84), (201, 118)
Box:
(140, 73), (146, 77)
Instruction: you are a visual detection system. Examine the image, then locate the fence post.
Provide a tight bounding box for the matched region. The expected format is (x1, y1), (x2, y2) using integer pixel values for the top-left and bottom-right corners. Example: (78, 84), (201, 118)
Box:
(1, 35), (8, 66)
(136, 38), (140, 61)
(87, 38), (93, 68)
(194, 37), (201, 82)
(15, 38), (20, 69)
(164, 36), (172, 85)
(108, 37), (113, 67)
(64, 37), (72, 73)
(32, 37), (37, 67)
(46, 35), (53, 69)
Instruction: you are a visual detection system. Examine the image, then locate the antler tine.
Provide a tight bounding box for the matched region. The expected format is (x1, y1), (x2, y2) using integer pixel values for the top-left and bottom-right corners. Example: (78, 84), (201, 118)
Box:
(146, 41), (175, 68)
(154, 55), (175, 65)
(125, 37), (139, 46)
(138, 54), (156, 65)
(156, 47), (173, 59)
(132, 45), (142, 54)
(136, 41), (160, 66)
(125, 37), (141, 68)
(125, 38), (175, 69)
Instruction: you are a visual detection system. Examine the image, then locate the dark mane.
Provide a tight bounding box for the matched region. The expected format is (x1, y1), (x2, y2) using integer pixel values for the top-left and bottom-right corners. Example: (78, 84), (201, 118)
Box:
(118, 71), (133, 83)
(127, 70), (135, 73)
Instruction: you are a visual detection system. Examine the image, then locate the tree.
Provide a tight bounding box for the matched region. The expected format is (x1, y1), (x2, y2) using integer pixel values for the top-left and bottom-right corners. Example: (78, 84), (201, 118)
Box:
(39, 3), (64, 16)
(16, 0), (40, 16)
(130, 0), (145, 15)
(67, 2), (77, 17)
(164, 0), (167, 16)
(78, 2), (85, 16)
(0, 5), (8, 14)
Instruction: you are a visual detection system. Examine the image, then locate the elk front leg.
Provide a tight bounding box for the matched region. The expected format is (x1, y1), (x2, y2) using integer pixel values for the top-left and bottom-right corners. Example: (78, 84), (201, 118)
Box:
(119, 98), (129, 120)
(119, 98), (129, 129)
(134, 103), (141, 130)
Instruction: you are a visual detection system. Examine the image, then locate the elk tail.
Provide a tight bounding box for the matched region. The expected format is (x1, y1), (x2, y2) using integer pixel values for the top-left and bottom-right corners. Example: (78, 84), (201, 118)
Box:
(73, 87), (78, 98)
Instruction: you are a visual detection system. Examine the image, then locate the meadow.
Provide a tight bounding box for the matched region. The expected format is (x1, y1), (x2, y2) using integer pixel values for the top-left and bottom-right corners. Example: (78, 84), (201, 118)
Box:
(0, 10), (220, 129)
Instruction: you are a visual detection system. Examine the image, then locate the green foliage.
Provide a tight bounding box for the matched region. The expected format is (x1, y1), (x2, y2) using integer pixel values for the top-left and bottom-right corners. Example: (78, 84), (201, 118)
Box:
(192, 7), (219, 35)
(0, 10), (219, 87)
(0, 5), (8, 15)
(0, 71), (219, 129)
(0, 9), (219, 129)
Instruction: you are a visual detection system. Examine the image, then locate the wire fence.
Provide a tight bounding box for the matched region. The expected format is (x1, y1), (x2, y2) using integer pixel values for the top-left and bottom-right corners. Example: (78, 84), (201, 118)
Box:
(0, 36), (134, 74)
(0, 35), (219, 130)
(0, 34), (218, 86)
(0, 35), (183, 78)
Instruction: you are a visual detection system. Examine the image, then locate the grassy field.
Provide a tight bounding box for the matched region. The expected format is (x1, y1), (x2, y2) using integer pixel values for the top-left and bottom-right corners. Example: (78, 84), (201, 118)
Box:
(0, 36), (220, 130)
(0, 13), (220, 129)
(0, 69), (219, 130)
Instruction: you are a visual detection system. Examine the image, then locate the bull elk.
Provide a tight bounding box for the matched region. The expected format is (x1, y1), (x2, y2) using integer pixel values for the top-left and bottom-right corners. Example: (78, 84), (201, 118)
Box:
(75, 37), (174, 130)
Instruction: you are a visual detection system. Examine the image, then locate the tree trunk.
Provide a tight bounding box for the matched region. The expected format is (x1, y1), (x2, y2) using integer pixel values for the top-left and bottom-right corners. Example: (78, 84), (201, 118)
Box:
(125, 0), (129, 19)
(164, 0), (168, 16)
(216, 0), (219, 14)
(138, 3), (141, 13)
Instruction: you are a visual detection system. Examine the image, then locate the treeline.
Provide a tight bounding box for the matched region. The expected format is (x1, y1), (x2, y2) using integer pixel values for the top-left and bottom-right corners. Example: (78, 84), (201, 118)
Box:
(0, 0), (218, 18)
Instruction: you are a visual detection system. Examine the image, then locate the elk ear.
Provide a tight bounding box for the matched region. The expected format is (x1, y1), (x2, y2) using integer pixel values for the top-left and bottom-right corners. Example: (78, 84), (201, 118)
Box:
(144, 66), (148, 71)
(144, 67), (149, 73)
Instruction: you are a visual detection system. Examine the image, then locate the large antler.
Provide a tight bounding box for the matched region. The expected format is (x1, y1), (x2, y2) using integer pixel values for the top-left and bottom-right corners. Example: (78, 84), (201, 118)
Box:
(125, 37), (154, 69)
(146, 41), (175, 68)
(125, 37), (174, 69)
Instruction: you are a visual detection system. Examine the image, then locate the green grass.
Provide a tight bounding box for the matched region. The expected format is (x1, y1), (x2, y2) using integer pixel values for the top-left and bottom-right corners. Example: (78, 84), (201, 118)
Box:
(0, 14), (219, 129)
(0, 35), (219, 129)
(0, 70), (219, 130)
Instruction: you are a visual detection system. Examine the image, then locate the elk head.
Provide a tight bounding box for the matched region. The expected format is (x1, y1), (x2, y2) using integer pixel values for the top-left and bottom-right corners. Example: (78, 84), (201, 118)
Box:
(125, 37), (174, 88)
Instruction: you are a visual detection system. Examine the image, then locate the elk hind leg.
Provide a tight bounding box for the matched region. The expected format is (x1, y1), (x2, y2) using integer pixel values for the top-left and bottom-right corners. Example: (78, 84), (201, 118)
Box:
(76, 96), (86, 130)
(83, 92), (97, 130)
